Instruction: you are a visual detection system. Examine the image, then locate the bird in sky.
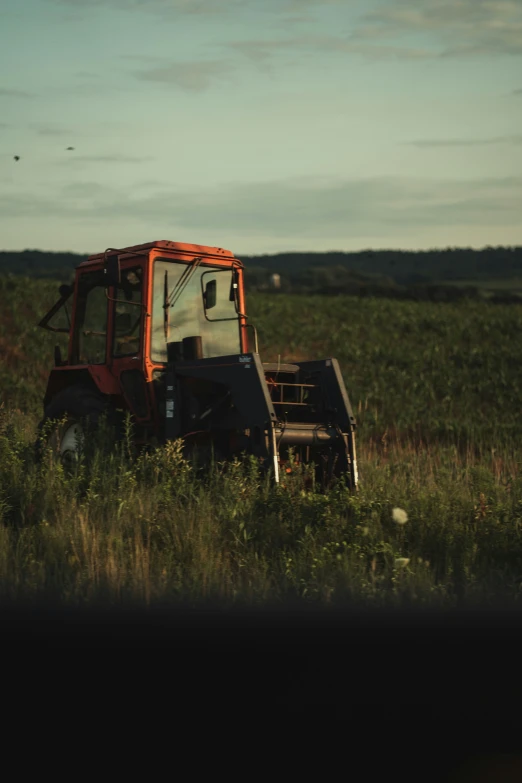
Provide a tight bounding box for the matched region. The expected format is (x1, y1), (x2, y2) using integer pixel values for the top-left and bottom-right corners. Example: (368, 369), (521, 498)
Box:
(66, 147), (74, 150)
(13, 155), (20, 161)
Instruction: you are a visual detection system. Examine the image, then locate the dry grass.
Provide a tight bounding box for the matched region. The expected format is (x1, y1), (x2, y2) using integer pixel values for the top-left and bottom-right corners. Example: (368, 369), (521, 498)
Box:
(0, 411), (521, 607)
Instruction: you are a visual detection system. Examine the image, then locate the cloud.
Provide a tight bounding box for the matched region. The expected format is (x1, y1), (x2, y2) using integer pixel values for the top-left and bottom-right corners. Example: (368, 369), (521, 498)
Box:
(357, 0), (522, 58)
(58, 154), (154, 164)
(75, 71), (102, 79)
(227, 35), (432, 63)
(120, 55), (164, 63)
(0, 88), (35, 98)
(285, 0), (341, 6)
(223, 0), (522, 64)
(134, 60), (235, 91)
(403, 135), (522, 147)
(270, 15), (317, 28)
(50, 0), (336, 14)
(2, 174), (521, 241)
(32, 124), (74, 137)
(514, 88), (522, 95)
(49, 0), (245, 16)
(46, 0), (522, 60)
(223, 29), (433, 69)
(61, 181), (114, 198)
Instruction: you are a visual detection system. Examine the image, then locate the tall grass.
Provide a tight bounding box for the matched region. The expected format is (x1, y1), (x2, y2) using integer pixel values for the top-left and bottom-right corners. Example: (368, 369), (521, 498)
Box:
(1, 406), (521, 607)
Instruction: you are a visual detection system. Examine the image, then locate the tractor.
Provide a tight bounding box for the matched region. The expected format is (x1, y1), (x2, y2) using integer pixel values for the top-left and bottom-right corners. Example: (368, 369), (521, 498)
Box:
(37, 240), (358, 489)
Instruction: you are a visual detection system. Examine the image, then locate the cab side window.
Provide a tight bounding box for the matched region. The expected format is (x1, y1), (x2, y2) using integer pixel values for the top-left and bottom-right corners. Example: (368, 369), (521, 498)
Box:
(113, 267), (143, 357)
(73, 270), (108, 365)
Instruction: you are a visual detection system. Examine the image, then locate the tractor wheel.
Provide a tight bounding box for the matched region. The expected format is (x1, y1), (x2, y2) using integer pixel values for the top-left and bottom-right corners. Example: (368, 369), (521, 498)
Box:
(35, 384), (120, 467)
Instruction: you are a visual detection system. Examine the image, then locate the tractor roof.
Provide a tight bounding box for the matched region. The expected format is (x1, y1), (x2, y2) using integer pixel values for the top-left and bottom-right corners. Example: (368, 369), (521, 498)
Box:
(81, 240), (238, 267)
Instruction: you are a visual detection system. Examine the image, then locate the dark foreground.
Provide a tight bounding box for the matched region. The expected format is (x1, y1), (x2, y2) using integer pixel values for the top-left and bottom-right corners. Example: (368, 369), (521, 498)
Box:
(2, 601), (522, 716)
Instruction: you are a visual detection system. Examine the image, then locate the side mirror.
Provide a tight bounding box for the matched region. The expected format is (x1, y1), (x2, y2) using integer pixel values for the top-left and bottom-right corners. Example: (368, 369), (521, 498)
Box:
(104, 255), (121, 286)
(59, 283), (73, 298)
(204, 279), (217, 310)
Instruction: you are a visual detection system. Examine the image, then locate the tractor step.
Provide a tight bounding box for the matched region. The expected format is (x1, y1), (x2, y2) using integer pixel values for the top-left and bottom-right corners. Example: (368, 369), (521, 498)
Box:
(262, 362), (300, 373)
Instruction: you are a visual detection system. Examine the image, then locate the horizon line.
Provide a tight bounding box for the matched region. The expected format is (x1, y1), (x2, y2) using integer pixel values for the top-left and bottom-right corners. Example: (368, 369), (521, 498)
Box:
(1, 244), (522, 256)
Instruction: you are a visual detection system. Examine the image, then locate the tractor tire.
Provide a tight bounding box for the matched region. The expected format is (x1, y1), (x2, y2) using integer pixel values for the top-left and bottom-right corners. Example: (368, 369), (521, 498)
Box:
(35, 384), (120, 467)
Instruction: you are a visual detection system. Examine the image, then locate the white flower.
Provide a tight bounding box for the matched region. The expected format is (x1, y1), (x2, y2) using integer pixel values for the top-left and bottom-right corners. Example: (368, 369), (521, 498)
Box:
(392, 507), (408, 525)
(394, 558), (410, 569)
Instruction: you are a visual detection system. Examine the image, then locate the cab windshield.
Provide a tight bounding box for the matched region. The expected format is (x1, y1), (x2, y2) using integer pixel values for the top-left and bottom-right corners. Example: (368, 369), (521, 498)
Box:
(151, 258), (240, 363)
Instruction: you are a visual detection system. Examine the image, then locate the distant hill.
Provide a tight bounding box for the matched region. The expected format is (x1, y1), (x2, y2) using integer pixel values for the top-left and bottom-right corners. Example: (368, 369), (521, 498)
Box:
(1, 246), (522, 302)
(238, 246), (522, 285)
(0, 250), (88, 280)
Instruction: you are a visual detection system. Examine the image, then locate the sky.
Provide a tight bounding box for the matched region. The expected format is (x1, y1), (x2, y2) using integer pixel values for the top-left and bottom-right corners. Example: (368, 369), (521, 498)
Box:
(1, 0), (521, 255)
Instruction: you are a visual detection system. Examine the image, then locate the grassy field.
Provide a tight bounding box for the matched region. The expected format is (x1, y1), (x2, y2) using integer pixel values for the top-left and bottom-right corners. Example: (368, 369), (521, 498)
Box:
(1, 273), (522, 607)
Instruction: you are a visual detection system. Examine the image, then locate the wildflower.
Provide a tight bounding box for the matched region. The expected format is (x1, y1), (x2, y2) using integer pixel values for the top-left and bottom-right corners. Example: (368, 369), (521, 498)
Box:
(392, 507), (408, 525)
(395, 558), (410, 568)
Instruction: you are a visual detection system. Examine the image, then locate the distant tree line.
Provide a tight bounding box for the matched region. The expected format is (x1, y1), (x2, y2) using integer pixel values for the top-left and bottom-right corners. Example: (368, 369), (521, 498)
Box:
(239, 245), (522, 284)
(1, 246), (522, 303)
(242, 249), (522, 303)
(0, 250), (86, 280)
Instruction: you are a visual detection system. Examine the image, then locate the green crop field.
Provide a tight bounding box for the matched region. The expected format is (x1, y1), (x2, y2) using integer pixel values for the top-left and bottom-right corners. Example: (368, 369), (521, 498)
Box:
(1, 273), (522, 607)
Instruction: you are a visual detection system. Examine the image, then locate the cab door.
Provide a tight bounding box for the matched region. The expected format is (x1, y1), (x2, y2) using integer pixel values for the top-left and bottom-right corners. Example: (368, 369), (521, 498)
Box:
(108, 260), (151, 423)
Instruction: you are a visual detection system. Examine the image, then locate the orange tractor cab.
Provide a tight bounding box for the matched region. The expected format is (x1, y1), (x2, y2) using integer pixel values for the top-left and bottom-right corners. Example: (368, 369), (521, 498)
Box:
(38, 240), (358, 488)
